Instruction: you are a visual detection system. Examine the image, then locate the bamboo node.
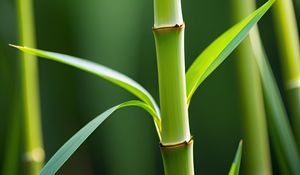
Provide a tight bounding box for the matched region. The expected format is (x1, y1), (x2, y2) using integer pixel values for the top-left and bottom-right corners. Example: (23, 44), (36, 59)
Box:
(160, 137), (193, 149)
(153, 23), (185, 32)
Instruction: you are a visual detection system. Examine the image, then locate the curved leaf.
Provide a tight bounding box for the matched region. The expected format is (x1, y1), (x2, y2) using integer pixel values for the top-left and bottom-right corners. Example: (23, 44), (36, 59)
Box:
(10, 45), (160, 117)
(228, 141), (243, 175)
(186, 0), (274, 105)
(39, 100), (160, 175)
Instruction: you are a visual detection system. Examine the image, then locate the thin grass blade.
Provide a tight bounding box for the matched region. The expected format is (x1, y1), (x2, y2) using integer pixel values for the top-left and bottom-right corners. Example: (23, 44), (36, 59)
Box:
(185, 0), (274, 105)
(10, 45), (160, 117)
(249, 28), (300, 174)
(228, 141), (243, 175)
(39, 100), (159, 175)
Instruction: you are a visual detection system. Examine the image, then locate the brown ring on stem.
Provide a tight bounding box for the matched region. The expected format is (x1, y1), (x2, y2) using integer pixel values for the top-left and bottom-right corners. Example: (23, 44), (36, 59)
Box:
(153, 23), (185, 32)
(160, 137), (193, 149)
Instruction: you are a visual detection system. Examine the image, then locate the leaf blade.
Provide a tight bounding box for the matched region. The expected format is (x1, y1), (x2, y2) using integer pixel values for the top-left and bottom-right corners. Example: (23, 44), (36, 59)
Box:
(10, 45), (160, 117)
(186, 0), (274, 105)
(39, 100), (159, 175)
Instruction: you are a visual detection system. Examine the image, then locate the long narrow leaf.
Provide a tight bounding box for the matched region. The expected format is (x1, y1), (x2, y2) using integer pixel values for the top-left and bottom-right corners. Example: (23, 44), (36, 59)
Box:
(228, 141), (243, 175)
(39, 100), (159, 175)
(249, 28), (300, 174)
(185, 0), (274, 105)
(10, 45), (160, 117)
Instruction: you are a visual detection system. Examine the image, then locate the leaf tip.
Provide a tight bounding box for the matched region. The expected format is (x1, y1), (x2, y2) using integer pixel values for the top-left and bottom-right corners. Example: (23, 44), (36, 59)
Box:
(237, 140), (243, 155)
(9, 44), (24, 50)
(239, 140), (243, 146)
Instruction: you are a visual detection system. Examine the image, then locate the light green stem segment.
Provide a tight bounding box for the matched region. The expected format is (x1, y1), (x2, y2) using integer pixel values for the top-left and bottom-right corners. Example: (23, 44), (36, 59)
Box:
(160, 139), (194, 175)
(272, 0), (300, 147)
(154, 26), (191, 145)
(17, 0), (44, 173)
(154, 0), (183, 28)
(232, 0), (272, 174)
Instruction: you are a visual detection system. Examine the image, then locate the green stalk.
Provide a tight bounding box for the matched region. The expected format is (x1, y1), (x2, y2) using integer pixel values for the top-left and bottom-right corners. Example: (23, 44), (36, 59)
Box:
(231, 0), (272, 174)
(272, 0), (300, 147)
(16, 0), (44, 174)
(153, 0), (193, 174)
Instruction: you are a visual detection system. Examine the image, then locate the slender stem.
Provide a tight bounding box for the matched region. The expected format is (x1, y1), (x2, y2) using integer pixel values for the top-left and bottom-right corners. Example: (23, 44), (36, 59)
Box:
(153, 0), (193, 174)
(16, 0), (44, 174)
(231, 0), (272, 174)
(272, 0), (300, 148)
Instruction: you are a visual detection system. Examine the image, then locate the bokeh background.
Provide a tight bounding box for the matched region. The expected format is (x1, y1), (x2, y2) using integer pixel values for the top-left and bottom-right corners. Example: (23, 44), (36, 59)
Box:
(1, 0), (298, 174)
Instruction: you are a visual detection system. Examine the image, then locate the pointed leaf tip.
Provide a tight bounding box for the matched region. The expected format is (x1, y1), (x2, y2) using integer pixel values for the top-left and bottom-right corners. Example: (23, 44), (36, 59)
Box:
(9, 44), (21, 49)
(228, 140), (243, 175)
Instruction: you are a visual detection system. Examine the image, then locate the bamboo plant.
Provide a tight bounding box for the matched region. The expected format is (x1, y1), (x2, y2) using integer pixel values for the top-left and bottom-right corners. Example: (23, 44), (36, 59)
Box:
(10, 0), (275, 174)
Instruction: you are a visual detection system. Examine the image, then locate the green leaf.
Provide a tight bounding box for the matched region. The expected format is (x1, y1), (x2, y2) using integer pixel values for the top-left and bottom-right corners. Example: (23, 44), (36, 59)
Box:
(228, 140), (243, 175)
(39, 100), (160, 175)
(185, 0), (274, 105)
(249, 30), (300, 174)
(10, 45), (160, 118)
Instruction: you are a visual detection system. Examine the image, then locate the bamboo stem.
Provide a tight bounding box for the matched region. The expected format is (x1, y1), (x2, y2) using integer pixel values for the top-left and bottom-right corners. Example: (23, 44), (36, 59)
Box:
(272, 0), (300, 148)
(16, 0), (44, 173)
(231, 0), (272, 174)
(153, 0), (193, 174)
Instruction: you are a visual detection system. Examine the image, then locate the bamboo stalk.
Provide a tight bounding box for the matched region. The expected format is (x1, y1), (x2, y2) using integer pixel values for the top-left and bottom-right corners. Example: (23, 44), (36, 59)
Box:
(231, 0), (272, 174)
(272, 0), (300, 148)
(153, 0), (194, 174)
(16, 0), (44, 174)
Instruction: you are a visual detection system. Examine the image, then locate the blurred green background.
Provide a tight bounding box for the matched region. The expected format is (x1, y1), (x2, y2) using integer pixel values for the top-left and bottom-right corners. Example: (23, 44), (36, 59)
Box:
(0, 0), (294, 174)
